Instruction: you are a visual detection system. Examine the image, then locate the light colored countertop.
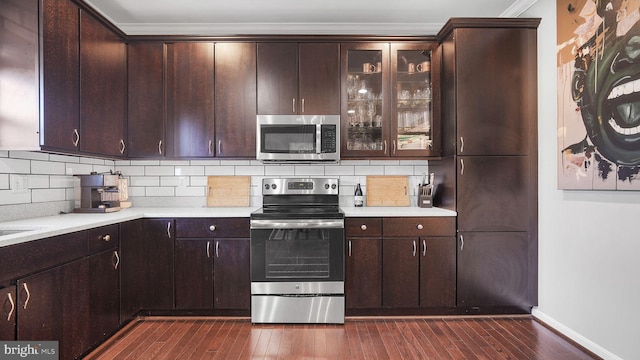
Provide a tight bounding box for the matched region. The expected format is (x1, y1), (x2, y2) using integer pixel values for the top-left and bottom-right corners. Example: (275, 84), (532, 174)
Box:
(0, 206), (456, 248)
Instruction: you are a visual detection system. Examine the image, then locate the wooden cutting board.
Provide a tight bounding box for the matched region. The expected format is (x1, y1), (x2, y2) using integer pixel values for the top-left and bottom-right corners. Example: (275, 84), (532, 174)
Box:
(366, 176), (410, 207)
(206, 176), (251, 207)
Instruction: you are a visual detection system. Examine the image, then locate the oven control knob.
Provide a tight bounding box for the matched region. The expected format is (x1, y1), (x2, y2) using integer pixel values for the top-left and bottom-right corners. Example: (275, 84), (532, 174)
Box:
(295, 284), (301, 290)
(324, 184), (330, 189)
(331, 184), (337, 189)
(264, 184), (270, 190)
(271, 184), (277, 190)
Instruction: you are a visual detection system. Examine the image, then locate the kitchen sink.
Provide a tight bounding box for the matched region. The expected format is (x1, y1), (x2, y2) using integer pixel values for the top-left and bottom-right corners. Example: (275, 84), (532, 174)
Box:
(0, 225), (49, 237)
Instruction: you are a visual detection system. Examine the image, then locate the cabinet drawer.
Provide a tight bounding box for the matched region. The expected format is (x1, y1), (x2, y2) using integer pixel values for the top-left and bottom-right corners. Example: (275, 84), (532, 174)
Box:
(175, 218), (250, 238)
(383, 217), (455, 237)
(87, 224), (119, 254)
(346, 218), (382, 237)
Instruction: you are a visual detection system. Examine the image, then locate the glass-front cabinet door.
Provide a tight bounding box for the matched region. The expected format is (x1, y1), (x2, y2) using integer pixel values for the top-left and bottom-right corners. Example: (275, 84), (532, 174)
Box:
(341, 43), (390, 157)
(391, 43), (439, 157)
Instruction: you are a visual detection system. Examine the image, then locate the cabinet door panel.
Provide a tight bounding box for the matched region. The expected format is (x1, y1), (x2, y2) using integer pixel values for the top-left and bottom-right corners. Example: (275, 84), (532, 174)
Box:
(128, 42), (165, 158)
(299, 43), (340, 114)
(457, 232), (531, 309)
(345, 237), (382, 309)
(455, 28), (536, 156)
(88, 250), (120, 345)
(457, 156), (530, 232)
(167, 42), (215, 157)
(215, 42), (257, 157)
(257, 43), (298, 114)
(382, 237), (418, 308)
(214, 239), (250, 309)
(80, 12), (126, 157)
(420, 237), (455, 307)
(175, 240), (213, 309)
(41, 0), (80, 152)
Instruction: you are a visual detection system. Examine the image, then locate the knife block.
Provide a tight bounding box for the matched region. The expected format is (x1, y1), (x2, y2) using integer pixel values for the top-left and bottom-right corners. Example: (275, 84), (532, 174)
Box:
(417, 184), (433, 208)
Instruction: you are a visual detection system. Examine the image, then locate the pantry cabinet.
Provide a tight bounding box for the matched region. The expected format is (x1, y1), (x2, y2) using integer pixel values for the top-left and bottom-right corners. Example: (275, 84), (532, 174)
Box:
(438, 18), (539, 312)
(174, 218), (250, 311)
(257, 43), (340, 115)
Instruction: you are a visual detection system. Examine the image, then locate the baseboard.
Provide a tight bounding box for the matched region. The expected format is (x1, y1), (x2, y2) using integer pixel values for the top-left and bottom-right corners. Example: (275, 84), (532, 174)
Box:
(531, 307), (622, 360)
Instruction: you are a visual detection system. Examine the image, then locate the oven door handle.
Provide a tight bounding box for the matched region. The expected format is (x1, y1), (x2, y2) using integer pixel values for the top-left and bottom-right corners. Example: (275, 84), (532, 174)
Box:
(250, 219), (344, 229)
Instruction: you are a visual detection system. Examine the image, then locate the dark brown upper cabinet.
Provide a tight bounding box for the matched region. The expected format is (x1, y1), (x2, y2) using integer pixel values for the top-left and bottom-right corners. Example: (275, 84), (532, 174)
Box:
(127, 42), (166, 158)
(257, 43), (340, 115)
(214, 42), (257, 158)
(166, 42), (215, 157)
(41, 0), (80, 153)
(79, 11), (127, 157)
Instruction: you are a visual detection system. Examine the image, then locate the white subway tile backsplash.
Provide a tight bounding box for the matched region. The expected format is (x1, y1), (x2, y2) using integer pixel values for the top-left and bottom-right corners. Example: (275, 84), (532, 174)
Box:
(205, 166), (234, 175)
(31, 160), (65, 175)
(354, 165), (384, 175)
(26, 175), (49, 189)
(80, 157), (109, 165)
(160, 176), (182, 187)
(32, 188), (66, 203)
(294, 165), (324, 176)
(10, 151), (49, 161)
(161, 160), (190, 166)
(93, 165), (114, 174)
(0, 151), (8, 158)
(190, 176), (208, 187)
(0, 174), (8, 189)
(50, 154), (80, 163)
(66, 163), (94, 175)
(114, 160), (131, 166)
(50, 175), (74, 188)
(146, 186), (175, 197)
(265, 165), (295, 176)
(127, 186), (146, 197)
(220, 160), (252, 166)
(325, 165), (354, 176)
(115, 165), (145, 176)
(190, 159), (220, 166)
(175, 166), (205, 176)
(235, 166), (265, 176)
(130, 176), (160, 187)
(176, 186), (205, 197)
(131, 160), (160, 166)
(145, 166), (174, 176)
(0, 190), (31, 205)
(384, 166), (414, 175)
(0, 158), (31, 174)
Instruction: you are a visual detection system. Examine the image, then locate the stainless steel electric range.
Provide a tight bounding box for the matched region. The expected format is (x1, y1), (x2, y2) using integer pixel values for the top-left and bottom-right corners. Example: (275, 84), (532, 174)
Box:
(250, 178), (345, 324)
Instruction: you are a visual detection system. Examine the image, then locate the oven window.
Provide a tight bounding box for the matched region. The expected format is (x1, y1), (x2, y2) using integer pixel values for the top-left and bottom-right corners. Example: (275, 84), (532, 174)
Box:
(261, 125), (316, 153)
(265, 229), (330, 278)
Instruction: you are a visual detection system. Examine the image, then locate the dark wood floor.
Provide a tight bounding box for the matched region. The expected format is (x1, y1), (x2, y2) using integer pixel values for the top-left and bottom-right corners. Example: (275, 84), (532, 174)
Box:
(84, 316), (599, 360)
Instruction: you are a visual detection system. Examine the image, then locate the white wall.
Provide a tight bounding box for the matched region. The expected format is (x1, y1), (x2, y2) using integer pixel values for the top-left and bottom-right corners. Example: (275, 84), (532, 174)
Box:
(525, 2), (640, 360)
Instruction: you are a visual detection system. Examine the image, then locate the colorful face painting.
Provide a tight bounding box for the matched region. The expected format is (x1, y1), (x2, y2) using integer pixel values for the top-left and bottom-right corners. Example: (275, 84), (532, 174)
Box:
(557, 0), (640, 190)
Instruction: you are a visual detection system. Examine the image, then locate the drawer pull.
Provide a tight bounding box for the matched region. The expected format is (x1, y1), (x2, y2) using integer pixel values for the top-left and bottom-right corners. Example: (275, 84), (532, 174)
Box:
(360, 224), (367, 231)
(102, 234), (111, 242)
(416, 224), (423, 230)
(209, 225), (216, 232)
(6, 292), (15, 321)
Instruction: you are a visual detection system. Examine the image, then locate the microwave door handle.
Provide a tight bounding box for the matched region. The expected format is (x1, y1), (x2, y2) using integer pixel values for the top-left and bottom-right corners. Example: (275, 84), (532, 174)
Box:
(316, 124), (322, 154)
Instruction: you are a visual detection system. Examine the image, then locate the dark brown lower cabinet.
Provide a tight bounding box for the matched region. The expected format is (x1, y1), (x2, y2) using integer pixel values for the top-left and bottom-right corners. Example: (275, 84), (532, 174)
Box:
(457, 231), (532, 311)
(17, 258), (90, 360)
(120, 219), (174, 322)
(0, 286), (16, 340)
(88, 249), (120, 346)
(345, 237), (382, 309)
(174, 238), (250, 310)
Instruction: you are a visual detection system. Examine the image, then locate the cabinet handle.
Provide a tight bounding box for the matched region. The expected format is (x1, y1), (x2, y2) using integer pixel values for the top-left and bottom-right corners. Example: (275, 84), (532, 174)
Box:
(383, 140), (387, 154)
(113, 250), (120, 269)
(73, 129), (80, 147)
(167, 222), (172, 238)
(301, 98), (305, 113)
(422, 239), (427, 257)
(416, 224), (423, 230)
(102, 234), (111, 242)
(348, 240), (352, 257)
(215, 241), (220, 258)
(292, 98), (296, 113)
(218, 140), (222, 155)
(460, 158), (465, 175)
(460, 234), (464, 251)
(412, 240), (417, 257)
(6, 292), (15, 322)
(22, 283), (30, 310)
(460, 136), (464, 153)
(209, 225), (216, 232)
(360, 224), (367, 231)
(392, 140), (397, 154)
(208, 140), (213, 155)
(158, 140), (163, 155)
(206, 241), (212, 258)
(119, 139), (126, 154)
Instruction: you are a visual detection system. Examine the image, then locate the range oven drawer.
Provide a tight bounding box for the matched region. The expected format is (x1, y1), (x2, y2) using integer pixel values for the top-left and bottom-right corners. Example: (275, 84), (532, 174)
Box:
(251, 295), (345, 324)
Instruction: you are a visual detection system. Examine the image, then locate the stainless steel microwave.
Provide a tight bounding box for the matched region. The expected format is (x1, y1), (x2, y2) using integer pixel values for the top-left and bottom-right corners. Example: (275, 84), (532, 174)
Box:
(256, 115), (340, 162)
